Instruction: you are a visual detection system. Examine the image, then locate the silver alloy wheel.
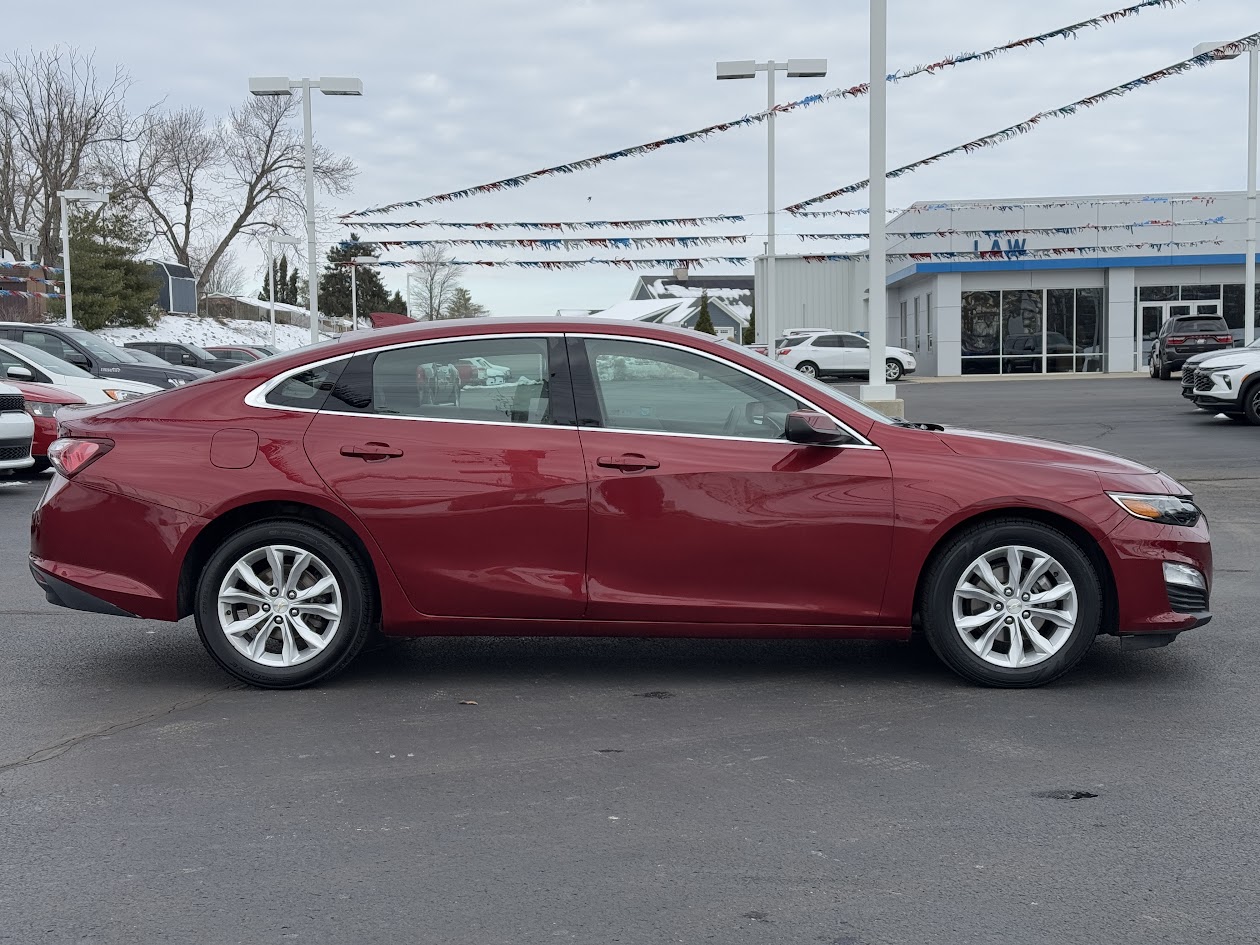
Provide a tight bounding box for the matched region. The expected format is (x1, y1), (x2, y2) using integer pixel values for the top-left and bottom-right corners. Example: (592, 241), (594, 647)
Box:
(216, 544), (343, 667)
(885, 359), (902, 381)
(797, 363), (818, 378)
(951, 544), (1078, 669)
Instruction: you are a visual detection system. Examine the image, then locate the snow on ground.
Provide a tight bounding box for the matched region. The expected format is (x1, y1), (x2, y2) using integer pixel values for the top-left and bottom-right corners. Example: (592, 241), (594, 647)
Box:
(99, 315), (333, 352)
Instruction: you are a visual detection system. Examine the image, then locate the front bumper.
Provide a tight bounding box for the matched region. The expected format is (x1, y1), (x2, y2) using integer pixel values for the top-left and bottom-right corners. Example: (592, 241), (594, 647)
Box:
(1106, 512), (1212, 640)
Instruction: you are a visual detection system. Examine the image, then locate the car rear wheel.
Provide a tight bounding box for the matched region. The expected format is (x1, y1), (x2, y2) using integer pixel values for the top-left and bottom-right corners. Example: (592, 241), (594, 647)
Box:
(885, 358), (904, 382)
(1149, 354), (1159, 378)
(919, 519), (1100, 688)
(796, 361), (820, 378)
(194, 520), (376, 689)
(1158, 355), (1172, 380)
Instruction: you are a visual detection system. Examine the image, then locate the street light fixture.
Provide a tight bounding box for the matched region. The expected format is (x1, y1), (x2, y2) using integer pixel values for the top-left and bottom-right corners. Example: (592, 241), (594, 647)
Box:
(265, 234), (302, 348)
(56, 189), (110, 327)
(1195, 41), (1258, 347)
(716, 57), (828, 360)
(350, 255), (378, 331)
(248, 75), (363, 344)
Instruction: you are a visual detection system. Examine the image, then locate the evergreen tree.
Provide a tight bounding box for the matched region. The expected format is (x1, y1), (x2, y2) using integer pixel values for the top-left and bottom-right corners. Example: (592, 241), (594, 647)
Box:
(444, 287), (489, 319)
(48, 208), (159, 331)
(317, 233), (400, 319)
(258, 254), (301, 305)
(694, 290), (716, 335)
(742, 306), (755, 345)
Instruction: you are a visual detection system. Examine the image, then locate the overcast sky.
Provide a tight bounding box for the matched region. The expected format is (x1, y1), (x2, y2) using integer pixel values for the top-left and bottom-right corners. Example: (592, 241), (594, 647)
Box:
(52, 0), (1259, 314)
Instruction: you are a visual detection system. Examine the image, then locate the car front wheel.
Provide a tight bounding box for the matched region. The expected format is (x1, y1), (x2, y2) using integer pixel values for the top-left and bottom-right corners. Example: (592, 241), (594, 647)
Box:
(194, 520), (376, 689)
(1244, 381), (1260, 425)
(885, 358), (904, 382)
(919, 519), (1100, 687)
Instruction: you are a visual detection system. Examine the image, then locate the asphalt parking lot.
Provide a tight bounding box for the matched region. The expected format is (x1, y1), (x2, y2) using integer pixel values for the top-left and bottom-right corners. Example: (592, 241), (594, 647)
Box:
(1, 376), (1257, 945)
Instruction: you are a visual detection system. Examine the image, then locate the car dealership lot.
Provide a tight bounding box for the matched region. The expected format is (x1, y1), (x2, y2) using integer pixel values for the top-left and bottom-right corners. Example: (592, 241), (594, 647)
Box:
(1, 377), (1257, 945)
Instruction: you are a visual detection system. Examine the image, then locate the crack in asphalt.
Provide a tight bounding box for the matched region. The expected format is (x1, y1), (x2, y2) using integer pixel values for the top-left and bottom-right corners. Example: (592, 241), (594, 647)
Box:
(0, 684), (245, 776)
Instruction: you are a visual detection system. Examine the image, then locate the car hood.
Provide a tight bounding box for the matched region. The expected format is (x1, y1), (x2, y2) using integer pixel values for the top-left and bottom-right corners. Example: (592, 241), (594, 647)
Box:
(934, 427), (1157, 477)
(1187, 347), (1260, 369)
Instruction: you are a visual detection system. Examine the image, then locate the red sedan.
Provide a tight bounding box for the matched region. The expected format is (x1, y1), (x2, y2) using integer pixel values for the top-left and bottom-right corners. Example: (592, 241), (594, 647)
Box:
(9, 381), (86, 473)
(29, 319), (1211, 689)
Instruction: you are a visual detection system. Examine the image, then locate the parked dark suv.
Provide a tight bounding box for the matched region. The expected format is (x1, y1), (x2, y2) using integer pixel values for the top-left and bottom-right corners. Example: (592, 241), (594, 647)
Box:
(1149, 315), (1235, 380)
(0, 323), (212, 389)
(125, 341), (236, 373)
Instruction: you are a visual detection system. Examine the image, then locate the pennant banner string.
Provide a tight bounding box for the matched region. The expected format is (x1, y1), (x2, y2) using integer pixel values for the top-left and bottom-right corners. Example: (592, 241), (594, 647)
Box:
(0, 260), (62, 274)
(365, 238), (1227, 270)
(342, 0), (1183, 217)
(0, 289), (64, 298)
(784, 31), (1260, 211)
(345, 214), (749, 231)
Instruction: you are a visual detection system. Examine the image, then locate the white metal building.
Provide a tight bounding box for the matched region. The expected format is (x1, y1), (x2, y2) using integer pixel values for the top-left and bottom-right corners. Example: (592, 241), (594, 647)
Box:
(760, 191), (1258, 376)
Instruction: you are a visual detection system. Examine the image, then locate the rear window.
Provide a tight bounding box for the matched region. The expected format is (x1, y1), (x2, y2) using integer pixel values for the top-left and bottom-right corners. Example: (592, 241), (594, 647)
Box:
(1170, 318), (1228, 333)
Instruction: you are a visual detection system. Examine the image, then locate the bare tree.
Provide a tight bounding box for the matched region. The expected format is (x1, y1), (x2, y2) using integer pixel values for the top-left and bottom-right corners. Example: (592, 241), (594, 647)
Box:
(99, 95), (355, 295)
(190, 242), (246, 297)
(0, 47), (133, 263)
(408, 245), (466, 319)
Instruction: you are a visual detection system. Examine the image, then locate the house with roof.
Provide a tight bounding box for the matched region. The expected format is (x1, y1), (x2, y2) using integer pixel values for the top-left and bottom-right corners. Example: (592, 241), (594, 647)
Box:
(592, 273), (754, 340)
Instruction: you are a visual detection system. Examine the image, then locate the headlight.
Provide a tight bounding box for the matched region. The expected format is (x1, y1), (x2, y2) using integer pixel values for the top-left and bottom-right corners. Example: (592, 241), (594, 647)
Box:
(25, 401), (59, 418)
(103, 389), (144, 401)
(1108, 492), (1201, 527)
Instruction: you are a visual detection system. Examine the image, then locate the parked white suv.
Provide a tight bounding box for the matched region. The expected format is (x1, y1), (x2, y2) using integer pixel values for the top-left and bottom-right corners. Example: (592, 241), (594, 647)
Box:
(777, 331), (917, 382)
(0, 382), (35, 472)
(1185, 344), (1260, 423)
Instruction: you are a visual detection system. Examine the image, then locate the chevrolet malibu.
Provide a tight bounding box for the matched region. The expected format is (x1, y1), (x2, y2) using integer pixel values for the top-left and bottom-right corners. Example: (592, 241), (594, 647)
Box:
(30, 319), (1211, 689)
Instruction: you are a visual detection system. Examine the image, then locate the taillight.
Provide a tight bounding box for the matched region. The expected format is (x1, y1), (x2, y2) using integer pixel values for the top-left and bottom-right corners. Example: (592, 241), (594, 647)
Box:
(1167, 336), (1186, 346)
(1215, 335), (1234, 344)
(47, 438), (113, 478)
(778, 348), (792, 355)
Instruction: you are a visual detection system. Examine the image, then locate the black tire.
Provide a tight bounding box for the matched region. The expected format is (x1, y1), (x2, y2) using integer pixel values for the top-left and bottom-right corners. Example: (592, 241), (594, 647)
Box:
(1158, 353), (1171, 380)
(194, 520), (376, 689)
(796, 361), (820, 378)
(1149, 354), (1158, 379)
(1244, 381), (1260, 425)
(885, 358), (904, 382)
(13, 458), (50, 478)
(919, 519), (1101, 688)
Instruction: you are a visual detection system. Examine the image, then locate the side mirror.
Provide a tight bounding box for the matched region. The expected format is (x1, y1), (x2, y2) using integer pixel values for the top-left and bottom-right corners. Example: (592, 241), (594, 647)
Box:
(65, 351), (89, 368)
(6, 365), (34, 381)
(181, 353), (198, 366)
(784, 409), (852, 446)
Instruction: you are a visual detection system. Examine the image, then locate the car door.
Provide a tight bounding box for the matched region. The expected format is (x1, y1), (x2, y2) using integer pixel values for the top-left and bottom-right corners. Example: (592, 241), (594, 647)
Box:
(806, 334), (846, 374)
(570, 335), (895, 627)
(300, 334), (590, 620)
(17, 330), (101, 375)
(841, 334), (871, 375)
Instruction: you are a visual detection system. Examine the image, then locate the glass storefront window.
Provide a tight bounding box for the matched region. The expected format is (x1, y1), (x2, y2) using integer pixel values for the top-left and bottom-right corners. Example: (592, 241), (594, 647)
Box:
(1180, 284), (1221, 301)
(961, 291), (1000, 373)
(1139, 285), (1178, 302)
(962, 287), (1107, 374)
(1076, 288), (1104, 372)
(1223, 284), (1260, 335)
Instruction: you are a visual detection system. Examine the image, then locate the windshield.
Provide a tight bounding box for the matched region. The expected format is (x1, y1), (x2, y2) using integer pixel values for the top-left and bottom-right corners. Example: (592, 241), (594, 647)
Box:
(3, 340), (95, 378)
(756, 355), (896, 426)
(64, 329), (127, 363)
(186, 343), (215, 360)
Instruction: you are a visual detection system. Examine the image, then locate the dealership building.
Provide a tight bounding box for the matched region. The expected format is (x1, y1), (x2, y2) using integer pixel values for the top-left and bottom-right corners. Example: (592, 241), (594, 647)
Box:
(755, 191), (1259, 376)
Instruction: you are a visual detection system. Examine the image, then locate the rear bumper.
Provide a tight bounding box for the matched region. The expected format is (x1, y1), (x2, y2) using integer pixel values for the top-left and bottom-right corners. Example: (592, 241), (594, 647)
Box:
(30, 563), (137, 618)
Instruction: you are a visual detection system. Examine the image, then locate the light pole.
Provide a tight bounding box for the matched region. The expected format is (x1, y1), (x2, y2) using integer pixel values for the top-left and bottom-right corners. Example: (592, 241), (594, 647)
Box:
(249, 75), (363, 344)
(1196, 42), (1258, 346)
(266, 234), (301, 348)
(860, 0), (897, 410)
(350, 255), (377, 331)
(717, 57), (827, 360)
(56, 189), (110, 327)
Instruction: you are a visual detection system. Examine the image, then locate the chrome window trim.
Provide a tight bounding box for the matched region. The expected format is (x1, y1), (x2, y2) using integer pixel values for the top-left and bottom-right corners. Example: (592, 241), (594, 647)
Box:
(572, 333), (875, 447)
(241, 330), (879, 450)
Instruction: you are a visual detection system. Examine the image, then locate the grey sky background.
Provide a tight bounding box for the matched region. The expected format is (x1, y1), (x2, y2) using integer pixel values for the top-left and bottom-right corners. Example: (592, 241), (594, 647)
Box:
(53, 0), (1258, 314)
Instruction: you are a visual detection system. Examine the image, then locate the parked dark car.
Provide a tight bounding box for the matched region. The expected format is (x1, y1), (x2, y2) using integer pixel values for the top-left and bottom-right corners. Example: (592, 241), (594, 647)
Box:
(1149, 315), (1235, 380)
(125, 341), (236, 373)
(0, 323), (211, 389)
(205, 345), (275, 364)
(32, 318), (1211, 692)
